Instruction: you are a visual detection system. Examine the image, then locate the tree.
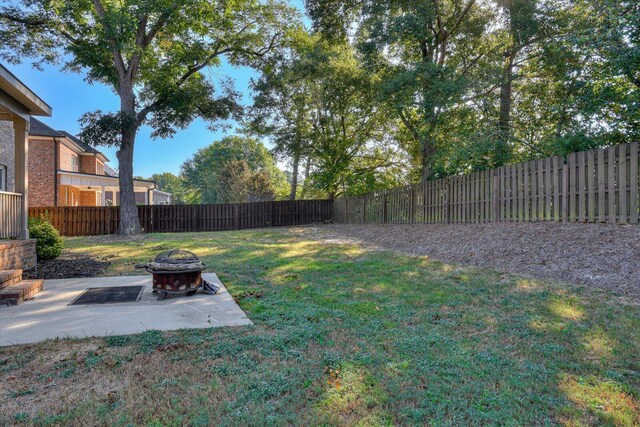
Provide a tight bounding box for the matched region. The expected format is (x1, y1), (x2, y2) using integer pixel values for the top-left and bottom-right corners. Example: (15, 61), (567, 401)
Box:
(217, 160), (275, 203)
(0, 0), (297, 234)
(493, 0), (544, 163)
(251, 33), (409, 198)
(304, 0), (361, 43)
(355, 0), (494, 180)
(148, 172), (192, 205)
(181, 136), (288, 203)
(248, 29), (315, 200)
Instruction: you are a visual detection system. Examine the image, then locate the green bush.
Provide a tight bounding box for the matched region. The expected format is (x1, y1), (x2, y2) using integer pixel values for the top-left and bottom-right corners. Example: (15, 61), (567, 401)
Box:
(28, 216), (64, 260)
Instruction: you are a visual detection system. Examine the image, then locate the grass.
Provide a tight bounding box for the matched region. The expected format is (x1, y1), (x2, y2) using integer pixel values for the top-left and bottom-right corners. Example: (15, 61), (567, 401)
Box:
(1, 227), (639, 426)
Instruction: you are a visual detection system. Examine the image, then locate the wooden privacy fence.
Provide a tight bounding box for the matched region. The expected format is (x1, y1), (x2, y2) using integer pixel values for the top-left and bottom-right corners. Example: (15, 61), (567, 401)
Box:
(29, 199), (333, 236)
(334, 142), (639, 225)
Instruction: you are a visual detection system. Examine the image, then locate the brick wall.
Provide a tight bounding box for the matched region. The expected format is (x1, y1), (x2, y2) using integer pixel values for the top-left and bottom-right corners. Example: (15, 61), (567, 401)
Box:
(80, 155), (98, 174)
(80, 190), (97, 206)
(28, 138), (56, 206)
(0, 120), (15, 192)
(59, 143), (79, 172)
(0, 240), (36, 270)
(58, 185), (81, 206)
(26, 135), (111, 207)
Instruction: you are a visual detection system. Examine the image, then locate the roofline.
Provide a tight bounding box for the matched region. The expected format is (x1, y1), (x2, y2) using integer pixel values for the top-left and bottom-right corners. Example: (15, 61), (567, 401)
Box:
(57, 170), (157, 185)
(58, 136), (86, 155)
(152, 189), (172, 196)
(80, 151), (110, 163)
(0, 64), (52, 116)
(28, 132), (61, 138)
(58, 129), (111, 162)
(29, 130), (111, 163)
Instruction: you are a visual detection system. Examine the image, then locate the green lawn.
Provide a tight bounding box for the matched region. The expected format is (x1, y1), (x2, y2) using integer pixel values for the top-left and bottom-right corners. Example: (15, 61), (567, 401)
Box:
(1, 228), (639, 426)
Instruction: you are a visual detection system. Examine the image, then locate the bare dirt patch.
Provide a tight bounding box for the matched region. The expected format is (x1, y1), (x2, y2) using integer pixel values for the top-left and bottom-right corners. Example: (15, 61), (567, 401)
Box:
(27, 251), (112, 280)
(303, 223), (640, 300)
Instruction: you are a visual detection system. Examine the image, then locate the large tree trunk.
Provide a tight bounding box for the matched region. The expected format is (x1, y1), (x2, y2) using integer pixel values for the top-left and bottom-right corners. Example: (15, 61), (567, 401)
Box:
(420, 135), (436, 182)
(300, 157), (311, 199)
(496, 50), (516, 166)
(117, 84), (142, 235)
(289, 149), (300, 201)
(117, 134), (142, 235)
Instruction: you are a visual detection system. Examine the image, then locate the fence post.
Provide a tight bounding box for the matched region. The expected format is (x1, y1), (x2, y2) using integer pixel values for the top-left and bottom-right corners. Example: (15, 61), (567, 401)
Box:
(234, 204), (240, 230)
(562, 164), (569, 223)
(382, 193), (388, 224)
(444, 179), (450, 224)
(410, 186), (416, 224)
(492, 175), (500, 222)
(269, 201), (274, 227)
(344, 198), (349, 224)
(362, 195), (367, 224)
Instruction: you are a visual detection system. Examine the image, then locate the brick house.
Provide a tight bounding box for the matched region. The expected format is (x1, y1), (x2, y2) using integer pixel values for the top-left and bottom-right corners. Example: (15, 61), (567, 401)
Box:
(27, 118), (171, 207)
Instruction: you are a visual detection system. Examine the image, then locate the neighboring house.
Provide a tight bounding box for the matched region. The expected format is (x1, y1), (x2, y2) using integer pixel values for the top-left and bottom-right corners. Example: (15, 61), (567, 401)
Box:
(151, 190), (172, 205)
(27, 118), (171, 206)
(102, 187), (173, 206)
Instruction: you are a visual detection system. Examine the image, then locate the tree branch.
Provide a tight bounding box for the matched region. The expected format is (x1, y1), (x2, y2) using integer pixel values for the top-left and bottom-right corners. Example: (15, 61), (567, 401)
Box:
(136, 29), (283, 123)
(91, 0), (127, 83)
(447, 0), (476, 35)
(0, 11), (46, 25)
(398, 109), (421, 144)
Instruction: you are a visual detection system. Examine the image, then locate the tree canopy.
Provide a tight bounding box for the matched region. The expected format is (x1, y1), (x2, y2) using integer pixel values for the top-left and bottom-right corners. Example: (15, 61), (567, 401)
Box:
(147, 172), (194, 205)
(300, 0), (635, 175)
(181, 136), (288, 204)
(1, 0), (298, 232)
(2, 0), (636, 206)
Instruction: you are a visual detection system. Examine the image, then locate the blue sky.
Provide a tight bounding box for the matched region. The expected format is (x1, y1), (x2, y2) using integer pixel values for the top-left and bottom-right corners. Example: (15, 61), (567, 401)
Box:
(6, 0), (307, 179)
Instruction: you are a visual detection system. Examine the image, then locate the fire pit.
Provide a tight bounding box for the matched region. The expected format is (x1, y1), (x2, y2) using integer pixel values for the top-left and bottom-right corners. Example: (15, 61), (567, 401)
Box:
(138, 250), (207, 301)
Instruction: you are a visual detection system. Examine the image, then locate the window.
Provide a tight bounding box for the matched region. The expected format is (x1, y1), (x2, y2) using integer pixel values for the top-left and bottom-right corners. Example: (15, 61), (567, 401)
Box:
(0, 164), (6, 191)
(71, 155), (78, 172)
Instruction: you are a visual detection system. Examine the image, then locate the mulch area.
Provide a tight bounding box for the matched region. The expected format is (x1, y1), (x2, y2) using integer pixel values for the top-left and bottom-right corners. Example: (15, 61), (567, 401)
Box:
(27, 251), (111, 280)
(305, 223), (640, 301)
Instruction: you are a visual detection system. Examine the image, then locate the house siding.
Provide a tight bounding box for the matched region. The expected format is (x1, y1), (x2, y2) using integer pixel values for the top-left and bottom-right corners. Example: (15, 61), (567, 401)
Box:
(0, 120), (15, 192)
(152, 191), (172, 205)
(28, 138), (56, 206)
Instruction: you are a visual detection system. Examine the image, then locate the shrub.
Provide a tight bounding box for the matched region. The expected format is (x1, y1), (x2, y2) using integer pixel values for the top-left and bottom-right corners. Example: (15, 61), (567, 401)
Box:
(28, 216), (64, 260)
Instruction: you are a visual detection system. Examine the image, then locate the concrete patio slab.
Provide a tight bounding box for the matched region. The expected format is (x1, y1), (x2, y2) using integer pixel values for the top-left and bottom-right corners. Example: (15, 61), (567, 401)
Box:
(0, 273), (252, 346)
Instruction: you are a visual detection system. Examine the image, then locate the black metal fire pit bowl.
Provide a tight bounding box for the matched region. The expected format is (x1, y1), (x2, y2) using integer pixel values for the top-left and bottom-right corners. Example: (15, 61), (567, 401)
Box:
(137, 249), (207, 301)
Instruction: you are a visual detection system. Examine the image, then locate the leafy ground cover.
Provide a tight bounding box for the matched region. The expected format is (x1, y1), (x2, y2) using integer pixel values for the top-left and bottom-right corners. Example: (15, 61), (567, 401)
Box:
(1, 227), (639, 426)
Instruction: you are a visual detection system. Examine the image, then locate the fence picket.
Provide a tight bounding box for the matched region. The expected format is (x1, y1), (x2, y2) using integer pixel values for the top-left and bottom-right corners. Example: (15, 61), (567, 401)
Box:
(26, 144), (639, 235)
(608, 146), (617, 224)
(29, 200), (333, 237)
(630, 143), (639, 224)
(333, 143), (638, 227)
